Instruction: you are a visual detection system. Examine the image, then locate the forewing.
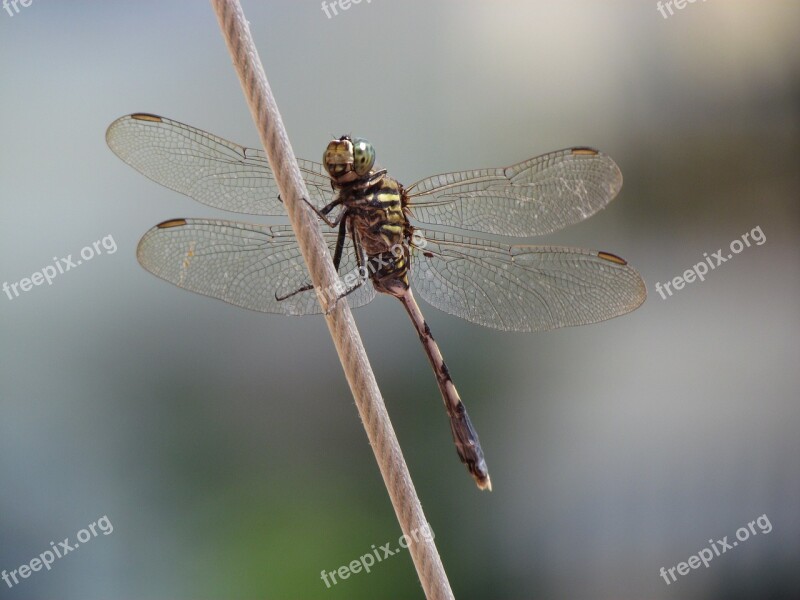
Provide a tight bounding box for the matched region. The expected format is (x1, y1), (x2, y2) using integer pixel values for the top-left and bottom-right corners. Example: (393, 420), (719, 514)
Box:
(137, 218), (375, 315)
(407, 147), (622, 237)
(409, 230), (645, 332)
(106, 114), (333, 215)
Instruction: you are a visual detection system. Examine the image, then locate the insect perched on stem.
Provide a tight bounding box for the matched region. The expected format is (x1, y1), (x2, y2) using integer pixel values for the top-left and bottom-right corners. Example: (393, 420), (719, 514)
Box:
(107, 113), (646, 490)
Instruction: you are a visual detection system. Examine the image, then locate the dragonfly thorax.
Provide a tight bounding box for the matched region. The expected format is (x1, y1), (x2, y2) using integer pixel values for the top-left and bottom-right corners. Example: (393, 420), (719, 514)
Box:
(323, 135), (376, 185)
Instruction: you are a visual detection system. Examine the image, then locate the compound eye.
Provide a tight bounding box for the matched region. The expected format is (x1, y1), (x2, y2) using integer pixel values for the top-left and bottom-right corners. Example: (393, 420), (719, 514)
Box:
(351, 138), (375, 176)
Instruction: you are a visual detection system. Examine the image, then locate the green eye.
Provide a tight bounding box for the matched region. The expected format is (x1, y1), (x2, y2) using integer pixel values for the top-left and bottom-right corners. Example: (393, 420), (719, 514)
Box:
(352, 138), (375, 176)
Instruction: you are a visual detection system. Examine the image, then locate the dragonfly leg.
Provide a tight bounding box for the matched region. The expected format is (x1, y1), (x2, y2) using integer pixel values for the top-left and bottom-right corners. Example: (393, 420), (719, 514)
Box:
(274, 283), (314, 302)
(397, 289), (492, 491)
(275, 218), (349, 303)
(324, 277), (366, 315)
(306, 197), (345, 228)
(276, 193), (345, 228)
(322, 221), (369, 315)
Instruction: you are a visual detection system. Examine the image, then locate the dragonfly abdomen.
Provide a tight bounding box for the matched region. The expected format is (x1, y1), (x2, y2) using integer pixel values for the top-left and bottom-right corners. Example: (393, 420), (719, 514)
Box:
(398, 289), (492, 490)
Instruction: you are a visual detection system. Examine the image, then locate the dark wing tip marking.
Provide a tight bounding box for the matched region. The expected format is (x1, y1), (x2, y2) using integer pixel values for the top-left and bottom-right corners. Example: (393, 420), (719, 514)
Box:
(598, 251), (628, 265)
(571, 147), (600, 156)
(156, 218), (188, 229)
(130, 113), (163, 122)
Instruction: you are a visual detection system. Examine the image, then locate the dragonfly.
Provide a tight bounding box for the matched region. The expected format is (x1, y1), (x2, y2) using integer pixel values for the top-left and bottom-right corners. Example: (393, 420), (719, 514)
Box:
(106, 113), (646, 491)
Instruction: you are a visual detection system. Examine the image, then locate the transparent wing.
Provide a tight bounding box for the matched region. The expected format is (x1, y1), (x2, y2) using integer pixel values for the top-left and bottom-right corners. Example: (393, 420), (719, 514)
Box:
(106, 114), (333, 215)
(137, 218), (376, 315)
(409, 230), (645, 332)
(407, 147), (622, 237)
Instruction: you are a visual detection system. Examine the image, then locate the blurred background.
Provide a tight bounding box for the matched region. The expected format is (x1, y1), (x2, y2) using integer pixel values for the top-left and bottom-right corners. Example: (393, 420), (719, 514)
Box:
(1, 1), (798, 598)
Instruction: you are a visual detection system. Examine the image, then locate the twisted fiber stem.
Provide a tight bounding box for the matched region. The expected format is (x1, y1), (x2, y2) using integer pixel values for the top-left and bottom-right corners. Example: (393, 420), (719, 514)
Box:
(210, 1), (454, 598)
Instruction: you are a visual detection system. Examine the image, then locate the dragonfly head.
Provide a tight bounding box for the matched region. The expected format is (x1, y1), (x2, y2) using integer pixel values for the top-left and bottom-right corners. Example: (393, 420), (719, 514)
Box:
(323, 135), (375, 183)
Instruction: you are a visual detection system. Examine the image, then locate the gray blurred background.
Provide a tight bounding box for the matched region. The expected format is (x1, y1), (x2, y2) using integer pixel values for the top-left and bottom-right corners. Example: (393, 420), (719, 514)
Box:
(1, 1), (798, 598)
